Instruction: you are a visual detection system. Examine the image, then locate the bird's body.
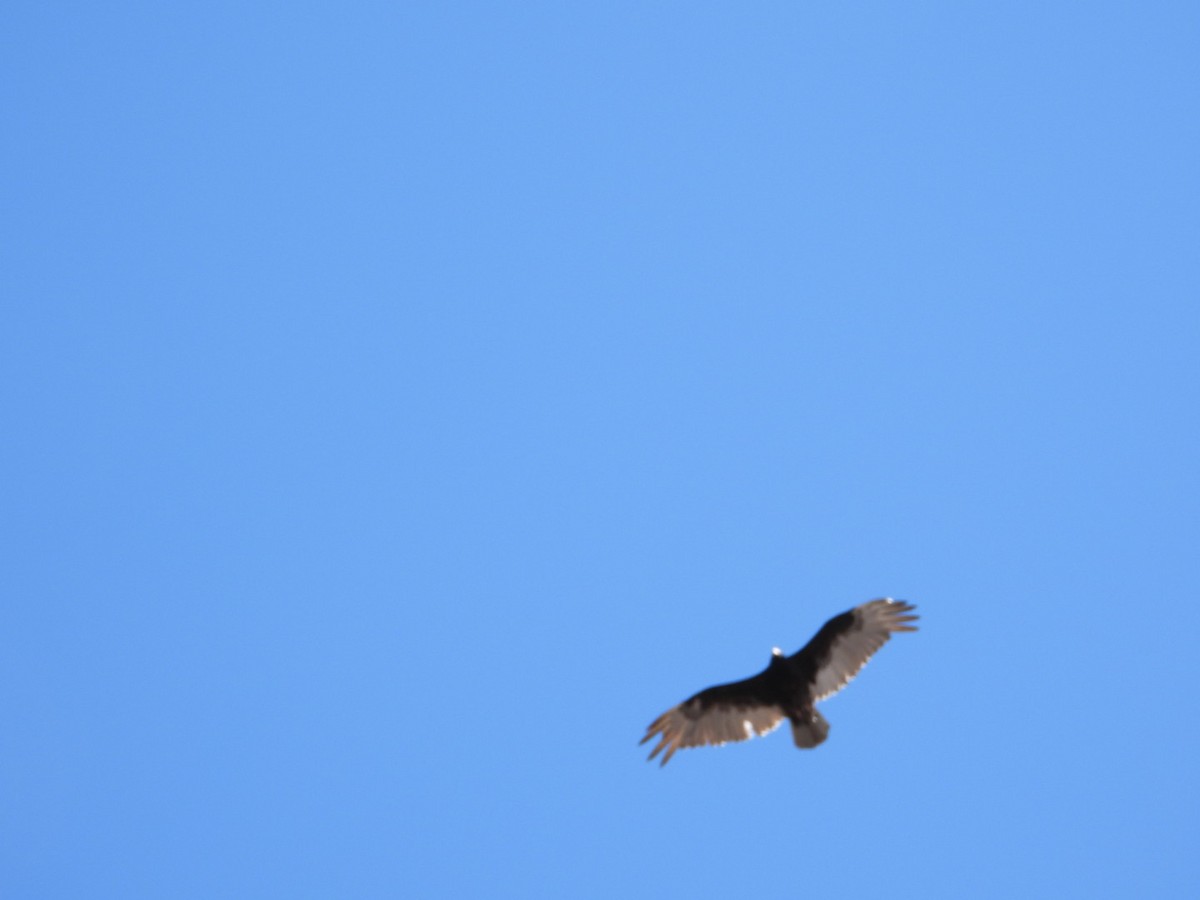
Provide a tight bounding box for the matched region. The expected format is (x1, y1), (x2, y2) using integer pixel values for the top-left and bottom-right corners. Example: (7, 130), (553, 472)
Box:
(641, 598), (917, 765)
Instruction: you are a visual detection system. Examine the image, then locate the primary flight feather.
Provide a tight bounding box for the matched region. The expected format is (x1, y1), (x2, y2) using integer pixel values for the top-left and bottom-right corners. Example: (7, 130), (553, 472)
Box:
(641, 598), (918, 766)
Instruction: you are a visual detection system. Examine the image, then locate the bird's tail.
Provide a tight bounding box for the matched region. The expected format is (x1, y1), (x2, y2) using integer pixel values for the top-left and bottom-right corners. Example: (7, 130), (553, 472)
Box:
(790, 710), (830, 749)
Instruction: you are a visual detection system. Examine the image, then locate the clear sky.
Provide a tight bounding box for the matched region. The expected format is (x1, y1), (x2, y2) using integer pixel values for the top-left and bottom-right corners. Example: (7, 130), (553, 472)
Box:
(4, 2), (1199, 898)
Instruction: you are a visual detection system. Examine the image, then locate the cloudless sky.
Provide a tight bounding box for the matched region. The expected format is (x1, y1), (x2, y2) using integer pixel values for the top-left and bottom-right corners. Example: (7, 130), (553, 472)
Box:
(4, 2), (1199, 897)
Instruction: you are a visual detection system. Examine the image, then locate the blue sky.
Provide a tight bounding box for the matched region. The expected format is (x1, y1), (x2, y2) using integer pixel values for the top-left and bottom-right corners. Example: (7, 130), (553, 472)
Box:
(4, 2), (1199, 897)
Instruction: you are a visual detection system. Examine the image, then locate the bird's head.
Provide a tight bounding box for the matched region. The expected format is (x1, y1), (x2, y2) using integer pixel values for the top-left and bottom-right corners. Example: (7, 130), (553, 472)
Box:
(771, 646), (784, 658)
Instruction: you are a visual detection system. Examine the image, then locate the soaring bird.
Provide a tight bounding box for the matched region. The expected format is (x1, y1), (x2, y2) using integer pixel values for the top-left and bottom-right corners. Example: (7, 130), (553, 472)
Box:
(641, 598), (918, 765)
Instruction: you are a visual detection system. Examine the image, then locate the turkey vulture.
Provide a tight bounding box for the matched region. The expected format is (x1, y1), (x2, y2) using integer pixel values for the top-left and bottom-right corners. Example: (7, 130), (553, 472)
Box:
(641, 598), (918, 765)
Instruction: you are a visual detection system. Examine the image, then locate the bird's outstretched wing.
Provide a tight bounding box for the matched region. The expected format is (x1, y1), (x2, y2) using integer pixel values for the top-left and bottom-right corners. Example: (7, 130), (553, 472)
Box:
(793, 598), (918, 702)
(640, 673), (784, 766)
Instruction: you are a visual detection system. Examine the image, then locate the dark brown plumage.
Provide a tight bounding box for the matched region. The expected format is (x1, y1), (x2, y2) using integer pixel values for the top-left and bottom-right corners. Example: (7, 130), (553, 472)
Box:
(641, 598), (918, 765)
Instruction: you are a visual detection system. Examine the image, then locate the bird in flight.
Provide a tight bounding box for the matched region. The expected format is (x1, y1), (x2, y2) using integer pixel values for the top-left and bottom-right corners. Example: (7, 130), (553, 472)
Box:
(641, 598), (918, 765)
